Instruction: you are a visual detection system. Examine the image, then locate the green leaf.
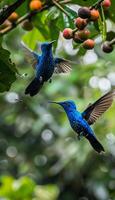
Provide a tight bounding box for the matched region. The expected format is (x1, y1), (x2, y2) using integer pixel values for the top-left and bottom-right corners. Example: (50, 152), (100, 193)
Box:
(106, 31), (115, 41)
(62, 5), (77, 20)
(33, 11), (50, 40)
(0, 41), (17, 93)
(71, 0), (98, 6)
(108, 0), (115, 23)
(22, 27), (45, 49)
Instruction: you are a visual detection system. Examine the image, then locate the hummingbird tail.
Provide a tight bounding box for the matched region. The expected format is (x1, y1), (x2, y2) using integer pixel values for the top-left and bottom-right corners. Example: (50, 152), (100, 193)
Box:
(25, 77), (44, 96)
(86, 134), (105, 153)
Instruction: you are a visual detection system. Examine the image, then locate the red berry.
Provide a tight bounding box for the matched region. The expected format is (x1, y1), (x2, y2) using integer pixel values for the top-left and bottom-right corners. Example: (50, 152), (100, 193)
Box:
(90, 9), (100, 21)
(102, 41), (113, 53)
(63, 28), (73, 39)
(83, 39), (95, 49)
(73, 32), (83, 43)
(78, 7), (91, 19)
(74, 17), (87, 30)
(77, 29), (90, 40)
(102, 0), (111, 9)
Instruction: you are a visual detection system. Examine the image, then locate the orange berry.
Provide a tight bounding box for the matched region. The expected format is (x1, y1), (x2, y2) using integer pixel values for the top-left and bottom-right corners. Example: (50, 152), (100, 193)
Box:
(8, 12), (19, 22)
(21, 20), (33, 31)
(102, 0), (111, 9)
(29, 0), (42, 10)
(77, 29), (90, 40)
(63, 28), (73, 39)
(90, 9), (100, 21)
(83, 39), (95, 49)
(74, 17), (87, 30)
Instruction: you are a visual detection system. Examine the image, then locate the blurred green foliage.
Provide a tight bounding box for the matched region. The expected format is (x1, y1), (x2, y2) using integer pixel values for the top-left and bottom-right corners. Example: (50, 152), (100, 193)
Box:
(0, 176), (59, 200)
(0, 0), (115, 200)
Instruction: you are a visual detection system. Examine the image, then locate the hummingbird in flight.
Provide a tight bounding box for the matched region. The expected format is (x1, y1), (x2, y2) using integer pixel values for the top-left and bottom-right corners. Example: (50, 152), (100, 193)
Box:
(21, 41), (72, 96)
(50, 91), (115, 153)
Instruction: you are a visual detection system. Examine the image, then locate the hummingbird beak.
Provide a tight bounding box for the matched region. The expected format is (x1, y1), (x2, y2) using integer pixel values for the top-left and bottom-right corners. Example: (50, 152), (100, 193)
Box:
(48, 101), (59, 104)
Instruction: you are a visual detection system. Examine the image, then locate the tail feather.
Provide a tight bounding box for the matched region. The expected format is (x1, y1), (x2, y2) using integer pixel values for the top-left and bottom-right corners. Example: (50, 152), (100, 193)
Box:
(86, 134), (105, 153)
(25, 77), (44, 96)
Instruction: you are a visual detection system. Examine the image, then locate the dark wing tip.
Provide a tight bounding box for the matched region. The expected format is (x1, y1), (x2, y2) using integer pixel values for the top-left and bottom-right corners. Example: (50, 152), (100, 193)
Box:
(82, 90), (115, 125)
(25, 89), (29, 95)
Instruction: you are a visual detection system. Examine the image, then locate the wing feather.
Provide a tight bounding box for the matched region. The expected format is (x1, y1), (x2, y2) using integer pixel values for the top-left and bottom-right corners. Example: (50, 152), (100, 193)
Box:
(54, 58), (72, 74)
(21, 42), (39, 69)
(82, 91), (115, 125)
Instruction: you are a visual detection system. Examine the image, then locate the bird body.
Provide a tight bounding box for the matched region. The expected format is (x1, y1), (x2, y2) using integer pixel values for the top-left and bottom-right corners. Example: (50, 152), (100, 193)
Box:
(50, 91), (115, 153)
(57, 100), (99, 140)
(21, 41), (71, 96)
(36, 44), (55, 81)
(67, 109), (93, 136)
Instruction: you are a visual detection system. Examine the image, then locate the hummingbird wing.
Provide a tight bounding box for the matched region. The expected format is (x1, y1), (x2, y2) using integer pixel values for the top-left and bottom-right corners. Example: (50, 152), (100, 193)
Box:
(21, 42), (40, 69)
(54, 58), (72, 73)
(82, 91), (114, 125)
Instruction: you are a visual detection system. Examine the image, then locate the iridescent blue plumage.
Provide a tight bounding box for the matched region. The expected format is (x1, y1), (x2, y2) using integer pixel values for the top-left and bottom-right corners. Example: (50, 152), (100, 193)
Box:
(21, 41), (72, 96)
(50, 91), (115, 153)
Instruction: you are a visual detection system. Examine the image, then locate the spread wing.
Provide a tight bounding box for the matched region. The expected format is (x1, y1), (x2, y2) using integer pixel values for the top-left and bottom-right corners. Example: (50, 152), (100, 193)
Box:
(82, 91), (115, 125)
(54, 58), (72, 73)
(21, 42), (40, 69)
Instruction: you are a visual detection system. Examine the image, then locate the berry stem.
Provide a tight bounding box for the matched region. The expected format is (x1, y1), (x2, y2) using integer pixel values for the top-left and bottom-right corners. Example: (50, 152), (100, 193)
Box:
(72, 27), (78, 34)
(100, 4), (107, 41)
(110, 38), (115, 46)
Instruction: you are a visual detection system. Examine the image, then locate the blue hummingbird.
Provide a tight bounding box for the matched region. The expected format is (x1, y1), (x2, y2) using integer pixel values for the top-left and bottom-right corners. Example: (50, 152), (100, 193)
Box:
(21, 41), (72, 96)
(50, 91), (115, 153)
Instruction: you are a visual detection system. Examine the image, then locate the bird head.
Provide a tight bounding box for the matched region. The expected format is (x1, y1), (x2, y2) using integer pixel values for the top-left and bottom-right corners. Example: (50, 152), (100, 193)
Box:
(49, 100), (77, 111)
(41, 40), (56, 52)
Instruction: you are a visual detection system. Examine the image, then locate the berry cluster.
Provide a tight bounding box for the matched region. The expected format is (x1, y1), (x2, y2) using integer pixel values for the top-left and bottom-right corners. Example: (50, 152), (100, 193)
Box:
(63, 0), (113, 53)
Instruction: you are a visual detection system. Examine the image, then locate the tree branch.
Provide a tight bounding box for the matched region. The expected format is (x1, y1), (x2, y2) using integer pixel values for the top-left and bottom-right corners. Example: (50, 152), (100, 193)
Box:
(52, 0), (70, 18)
(0, 0), (71, 36)
(0, 0), (26, 25)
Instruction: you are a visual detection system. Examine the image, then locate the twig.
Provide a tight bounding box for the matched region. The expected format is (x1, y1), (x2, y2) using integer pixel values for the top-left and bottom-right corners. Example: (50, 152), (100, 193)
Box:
(0, 5), (49, 36)
(0, 0), (26, 25)
(91, 0), (104, 9)
(110, 38), (115, 46)
(52, 0), (70, 18)
(0, 0), (70, 36)
(59, 0), (71, 3)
